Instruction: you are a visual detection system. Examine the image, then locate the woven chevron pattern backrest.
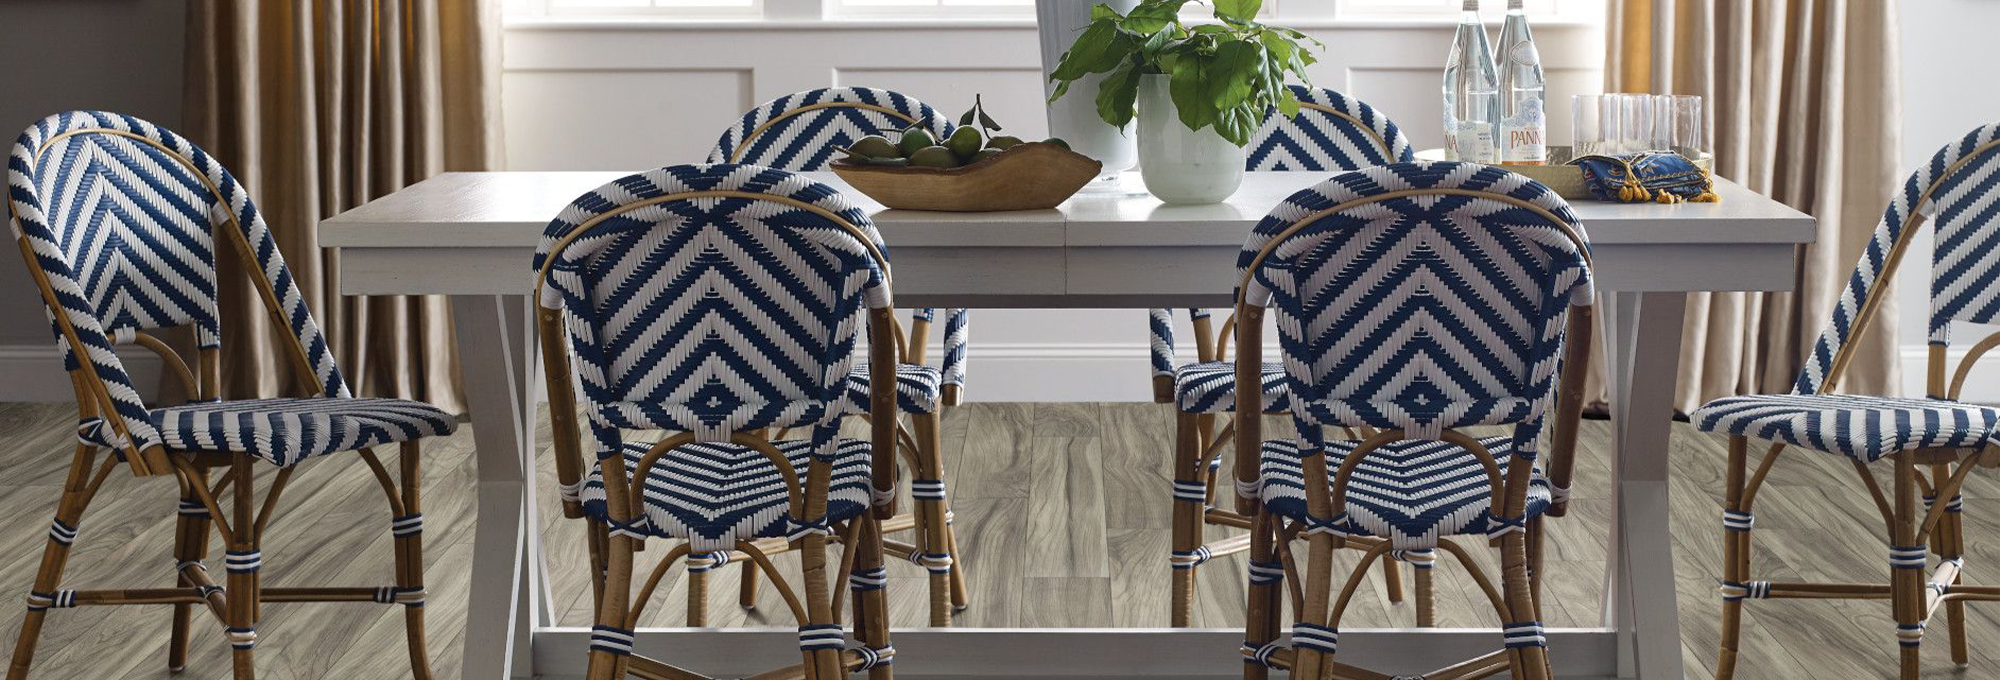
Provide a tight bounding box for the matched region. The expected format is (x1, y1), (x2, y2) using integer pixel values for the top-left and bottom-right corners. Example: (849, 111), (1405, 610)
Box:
(534, 164), (890, 444)
(1238, 162), (1591, 441)
(1793, 122), (2000, 394)
(707, 88), (950, 170)
(1246, 85), (1414, 172)
(7, 111), (348, 453)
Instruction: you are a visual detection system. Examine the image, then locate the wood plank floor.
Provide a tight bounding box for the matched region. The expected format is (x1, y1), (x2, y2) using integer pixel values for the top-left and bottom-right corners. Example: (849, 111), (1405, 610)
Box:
(0, 400), (1995, 678)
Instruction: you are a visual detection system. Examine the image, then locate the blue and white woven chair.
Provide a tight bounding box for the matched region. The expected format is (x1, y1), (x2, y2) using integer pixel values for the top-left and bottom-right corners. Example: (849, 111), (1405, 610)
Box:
(1693, 124), (2000, 680)
(1158, 85), (1416, 627)
(3, 111), (456, 680)
(1232, 162), (1593, 680)
(534, 164), (901, 680)
(711, 86), (969, 625)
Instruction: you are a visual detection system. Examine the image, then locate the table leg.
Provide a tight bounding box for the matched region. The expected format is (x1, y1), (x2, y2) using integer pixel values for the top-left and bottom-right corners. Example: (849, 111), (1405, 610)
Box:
(452, 295), (536, 680)
(1599, 291), (1690, 679)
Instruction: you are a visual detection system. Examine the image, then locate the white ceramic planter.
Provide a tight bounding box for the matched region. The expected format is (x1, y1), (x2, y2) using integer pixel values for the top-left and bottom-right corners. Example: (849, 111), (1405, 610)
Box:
(1135, 74), (1246, 204)
(1036, 0), (1139, 181)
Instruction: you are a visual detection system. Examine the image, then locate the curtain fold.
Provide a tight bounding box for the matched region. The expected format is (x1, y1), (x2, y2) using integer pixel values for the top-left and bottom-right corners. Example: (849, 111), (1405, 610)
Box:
(1605, 0), (1902, 411)
(183, 0), (502, 413)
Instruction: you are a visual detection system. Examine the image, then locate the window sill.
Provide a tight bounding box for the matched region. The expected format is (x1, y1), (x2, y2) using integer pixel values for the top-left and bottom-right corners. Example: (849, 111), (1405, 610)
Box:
(502, 14), (1603, 32)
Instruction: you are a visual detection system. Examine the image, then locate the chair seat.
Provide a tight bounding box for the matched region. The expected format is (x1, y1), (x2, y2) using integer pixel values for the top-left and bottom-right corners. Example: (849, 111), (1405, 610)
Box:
(1692, 393), (2000, 462)
(579, 437), (873, 552)
(78, 397), (457, 467)
(1258, 436), (1551, 550)
(845, 363), (942, 415)
(1173, 361), (1290, 414)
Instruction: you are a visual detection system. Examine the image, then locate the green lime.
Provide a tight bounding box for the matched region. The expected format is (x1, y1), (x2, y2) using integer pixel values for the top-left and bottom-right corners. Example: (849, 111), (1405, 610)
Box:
(946, 127), (985, 161)
(898, 129), (936, 157)
(907, 146), (959, 169)
(1042, 137), (1071, 151)
(986, 135), (1025, 150)
(967, 148), (1005, 164)
(846, 135), (901, 159)
(861, 156), (909, 167)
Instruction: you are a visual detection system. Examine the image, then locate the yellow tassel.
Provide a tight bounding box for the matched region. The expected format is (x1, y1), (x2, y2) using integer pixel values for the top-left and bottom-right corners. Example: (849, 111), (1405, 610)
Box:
(1655, 191), (1679, 204)
(1690, 191), (1720, 203)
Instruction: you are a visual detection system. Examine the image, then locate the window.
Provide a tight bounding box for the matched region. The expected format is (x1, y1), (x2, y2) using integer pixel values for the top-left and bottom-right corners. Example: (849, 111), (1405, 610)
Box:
(507, 0), (760, 18)
(502, 0), (1594, 21)
(829, 0), (1032, 18)
(1338, 0), (1601, 21)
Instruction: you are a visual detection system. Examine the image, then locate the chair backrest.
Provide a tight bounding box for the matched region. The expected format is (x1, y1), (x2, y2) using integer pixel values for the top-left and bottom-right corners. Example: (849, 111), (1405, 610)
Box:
(532, 164), (892, 448)
(6, 111), (346, 464)
(1246, 85), (1415, 172)
(707, 87), (951, 171)
(1793, 122), (2000, 396)
(1236, 161), (1591, 445)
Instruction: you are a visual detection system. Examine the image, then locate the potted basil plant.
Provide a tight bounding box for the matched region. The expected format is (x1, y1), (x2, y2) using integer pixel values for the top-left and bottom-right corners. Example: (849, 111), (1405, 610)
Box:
(1047, 0), (1320, 204)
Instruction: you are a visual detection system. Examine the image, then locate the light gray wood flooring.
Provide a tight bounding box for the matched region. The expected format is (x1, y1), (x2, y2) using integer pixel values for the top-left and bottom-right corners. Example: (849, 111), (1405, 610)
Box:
(0, 401), (1995, 679)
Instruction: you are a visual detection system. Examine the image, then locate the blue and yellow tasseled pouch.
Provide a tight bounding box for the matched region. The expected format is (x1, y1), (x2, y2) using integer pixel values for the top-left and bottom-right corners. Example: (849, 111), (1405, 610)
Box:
(1572, 152), (1720, 203)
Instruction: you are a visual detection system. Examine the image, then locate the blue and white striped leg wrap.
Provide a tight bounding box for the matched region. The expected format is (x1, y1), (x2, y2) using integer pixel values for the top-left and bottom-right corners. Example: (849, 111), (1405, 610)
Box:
(47, 519), (77, 546)
(1305, 512), (1349, 539)
(854, 643), (895, 669)
(1241, 640), (1282, 667)
(911, 551), (953, 574)
(24, 590), (76, 611)
(373, 586), (427, 607)
(1234, 477), (1260, 501)
(178, 499), (209, 518)
(1171, 478), (1207, 504)
(224, 550), (261, 574)
(1503, 621), (1547, 648)
(1291, 623), (1338, 654)
(590, 625), (634, 656)
(912, 478), (947, 501)
(1722, 509), (1755, 532)
(688, 551), (732, 573)
(798, 624), (846, 651)
(226, 627), (257, 650)
(391, 513), (423, 538)
(788, 516), (834, 542)
(1391, 549), (1436, 569)
(1890, 545), (1928, 570)
(1925, 494), (1965, 514)
(1898, 623), (1925, 647)
(1247, 560), (1285, 586)
(605, 518), (650, 542)
(849, 566), (888, 592)
(1170, 545), (1212, 570)
(1719, 580), (1771, 602)
(1486, 514), (1528, 539)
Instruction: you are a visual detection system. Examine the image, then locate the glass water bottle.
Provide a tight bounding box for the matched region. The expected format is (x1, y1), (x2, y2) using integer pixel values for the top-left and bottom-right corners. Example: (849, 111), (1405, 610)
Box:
(1443, 0), (1501, 164)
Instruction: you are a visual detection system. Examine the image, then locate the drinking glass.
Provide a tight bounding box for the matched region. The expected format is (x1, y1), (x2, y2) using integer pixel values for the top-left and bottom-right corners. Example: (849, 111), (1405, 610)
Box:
(1571, 94), (1617, 157)
(1614, 93), (1655, 153)
(1654, 94), (1707, 158)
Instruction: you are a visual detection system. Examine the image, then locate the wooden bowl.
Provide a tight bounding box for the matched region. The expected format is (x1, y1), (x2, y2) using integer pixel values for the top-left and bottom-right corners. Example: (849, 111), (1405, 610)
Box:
(830, 142), (1103, 212)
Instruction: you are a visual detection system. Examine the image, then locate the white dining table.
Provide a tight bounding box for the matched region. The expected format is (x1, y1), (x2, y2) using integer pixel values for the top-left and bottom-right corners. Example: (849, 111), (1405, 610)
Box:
(318, 170), (1816, 680)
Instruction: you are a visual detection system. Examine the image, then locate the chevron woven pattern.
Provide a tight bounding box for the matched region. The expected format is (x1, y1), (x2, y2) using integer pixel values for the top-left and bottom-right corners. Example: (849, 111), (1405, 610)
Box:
(845, 362), (942, 414)
(1173, 360), (1290, 413)
(1692, 394), (1999, 462)
(535, 164), (891, 456)
(577, 437), (873, 552)
(77, 397), (456, 467)
(1246, 85), (1415, 172)
(1258, 436), (1553, 549)
(7, 112), (369, 458)
(710, 88), (969, 404)
(1238, 161), (1592, 444)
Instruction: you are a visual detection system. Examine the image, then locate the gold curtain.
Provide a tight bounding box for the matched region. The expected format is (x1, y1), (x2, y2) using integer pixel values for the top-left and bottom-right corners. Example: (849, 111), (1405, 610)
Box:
(1606, 0), (1902, 411)
(182, 0), (503, 413)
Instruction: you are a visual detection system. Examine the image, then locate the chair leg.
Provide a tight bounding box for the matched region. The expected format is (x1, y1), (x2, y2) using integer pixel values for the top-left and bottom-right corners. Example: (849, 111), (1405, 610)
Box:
(396, 441), (435, 680)
(170, 467), (213, 674)
(1716, 436), (1751, 680)
(1892, 453), (1924, 680)
(1929, 461), (1969, 668)
(585, 521), (637, 680)
(912, 411), (955, 626)
(1240, 509), (1282, 680)
(1414, 555), (1436, 628)
(1380, 551), (1405, 604)
(849, 518), (894, 680)
(800, 526), (843, 680)
(226, 455), (259, 680)
(740, 559), (761, 611)
(687, 566), (709, 626)
(6, 445), (101, 680)
(1169, 411), (1203, 628)
(1499, 529), (1550, 680)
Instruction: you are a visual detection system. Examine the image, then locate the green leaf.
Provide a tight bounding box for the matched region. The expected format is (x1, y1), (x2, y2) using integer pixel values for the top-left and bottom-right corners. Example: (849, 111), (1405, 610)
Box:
(1140, 25), (1179, 62)
(1213, 0), (1262, 22)
(978, 108), (1002, 131)
(1169, 53), (1216, 132)
(1095, 59), (1143, 129)
(959, 106), (976, 127)
(1214, 104), (1258, 147)
(1276, 85), (1301, 117)
(1122, 3), (1181, 35)
(1048, 20), (1128, 83)
(1090, 3), (1121, 20)
(1049, 79), (1072, 103)
(1205, 40), (1259, 112)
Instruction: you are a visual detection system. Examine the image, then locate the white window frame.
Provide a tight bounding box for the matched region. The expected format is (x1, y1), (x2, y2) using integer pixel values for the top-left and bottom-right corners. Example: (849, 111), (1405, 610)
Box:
(510, 0), (765, 19)
(502, 0), (1597, 23)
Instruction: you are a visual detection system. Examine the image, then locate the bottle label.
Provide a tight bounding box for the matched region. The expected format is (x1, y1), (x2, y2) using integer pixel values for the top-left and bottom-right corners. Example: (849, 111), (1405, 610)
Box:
(1508, 41), (1541, 67)
(1446, 120), (1498, 164)
(1501, 95), (1546, 164)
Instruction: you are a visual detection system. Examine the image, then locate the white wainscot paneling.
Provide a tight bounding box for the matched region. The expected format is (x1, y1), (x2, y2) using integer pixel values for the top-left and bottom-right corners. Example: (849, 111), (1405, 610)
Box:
(503, 69), (752, 170)
(836, 68), (1050, 139)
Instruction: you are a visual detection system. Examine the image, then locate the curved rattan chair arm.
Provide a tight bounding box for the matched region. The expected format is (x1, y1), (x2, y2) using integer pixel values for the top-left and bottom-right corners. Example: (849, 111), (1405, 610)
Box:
(537, 308), (591, 518)
(124, 331), (200, 403)
(1947, 330), (2000, 400)
(1191, 312), (1219, 363)
(1545, 305), (1595, 517)
(1214, 312), (1237, 365)
(610, 432), (695, 529)
(623, 542), (693, 628)
(629, 433), (801, 526)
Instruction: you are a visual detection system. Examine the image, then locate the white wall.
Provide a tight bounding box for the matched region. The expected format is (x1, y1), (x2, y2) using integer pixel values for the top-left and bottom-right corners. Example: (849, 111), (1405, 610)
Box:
(501, 16), (1605, 400)
(1896, 1), (2000, 401)
(0, 0), (185, 401)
